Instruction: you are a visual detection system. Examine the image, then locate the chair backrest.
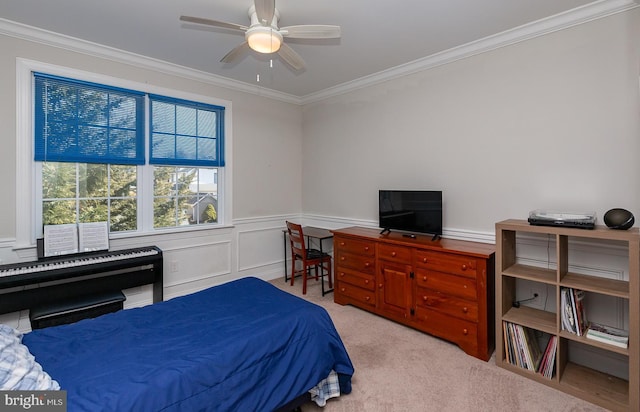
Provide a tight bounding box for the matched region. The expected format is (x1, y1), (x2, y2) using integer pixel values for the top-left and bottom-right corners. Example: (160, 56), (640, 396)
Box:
(286, 221), (306, 259)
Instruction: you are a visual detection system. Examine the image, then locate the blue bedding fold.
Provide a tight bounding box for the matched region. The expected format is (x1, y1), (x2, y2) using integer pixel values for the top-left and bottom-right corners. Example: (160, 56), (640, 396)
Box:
(23, 277), (354, 411)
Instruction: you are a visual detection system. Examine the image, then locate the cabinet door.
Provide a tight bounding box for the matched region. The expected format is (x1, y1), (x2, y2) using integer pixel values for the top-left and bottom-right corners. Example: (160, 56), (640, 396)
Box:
(377, 260), (412, 319)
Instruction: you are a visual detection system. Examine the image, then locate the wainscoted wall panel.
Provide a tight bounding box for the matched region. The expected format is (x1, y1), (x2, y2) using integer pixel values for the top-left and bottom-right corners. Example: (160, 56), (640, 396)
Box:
(161, 241), (232, 287)
(237, 226), (285, 272)
(233, 215), (297, 282)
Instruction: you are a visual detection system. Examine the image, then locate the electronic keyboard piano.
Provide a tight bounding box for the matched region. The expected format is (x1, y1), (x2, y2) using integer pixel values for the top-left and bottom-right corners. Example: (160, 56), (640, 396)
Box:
(0, 245), (163, 315)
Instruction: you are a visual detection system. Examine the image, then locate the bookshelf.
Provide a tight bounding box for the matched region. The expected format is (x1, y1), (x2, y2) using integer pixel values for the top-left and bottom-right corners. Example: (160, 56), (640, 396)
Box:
(495, 219), (639, 411)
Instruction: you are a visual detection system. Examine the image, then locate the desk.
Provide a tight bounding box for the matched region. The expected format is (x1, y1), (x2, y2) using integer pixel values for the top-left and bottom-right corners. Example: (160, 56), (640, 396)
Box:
(283, 226), (333, 296)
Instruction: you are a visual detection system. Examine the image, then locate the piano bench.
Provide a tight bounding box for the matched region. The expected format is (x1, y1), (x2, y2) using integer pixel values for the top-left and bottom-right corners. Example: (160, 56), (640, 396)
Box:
(29, 291), (126, 330)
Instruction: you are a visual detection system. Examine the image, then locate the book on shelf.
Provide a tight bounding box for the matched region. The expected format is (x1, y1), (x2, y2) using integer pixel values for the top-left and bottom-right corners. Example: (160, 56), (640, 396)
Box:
(560, 287), (587, 336)
(503, 323), (513, 365)
(573, 289), (588, 336)
(538, 335), (557, 379)
(586, 322), (629, 348)
(502, 321), (544, 373)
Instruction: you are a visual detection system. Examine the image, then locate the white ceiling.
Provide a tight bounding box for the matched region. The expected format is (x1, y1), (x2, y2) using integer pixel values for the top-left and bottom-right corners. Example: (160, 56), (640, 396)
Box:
(0, 0), (634, 99)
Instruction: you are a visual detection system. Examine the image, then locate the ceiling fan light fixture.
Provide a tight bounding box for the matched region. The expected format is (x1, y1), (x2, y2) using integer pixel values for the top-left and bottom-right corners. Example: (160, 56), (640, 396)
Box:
(246, 27), (282, 54)
(180, 2), (340, 70)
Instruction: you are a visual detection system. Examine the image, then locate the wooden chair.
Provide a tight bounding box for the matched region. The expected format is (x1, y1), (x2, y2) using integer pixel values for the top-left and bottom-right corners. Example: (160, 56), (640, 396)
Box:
(286, 221), (332, 295)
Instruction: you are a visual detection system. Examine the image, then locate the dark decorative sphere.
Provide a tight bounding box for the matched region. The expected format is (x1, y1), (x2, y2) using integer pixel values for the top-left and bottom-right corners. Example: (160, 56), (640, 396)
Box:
(604, 208), (635, 230)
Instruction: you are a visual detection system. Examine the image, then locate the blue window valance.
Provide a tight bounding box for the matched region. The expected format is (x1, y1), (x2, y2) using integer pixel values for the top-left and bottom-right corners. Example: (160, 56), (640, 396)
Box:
(34, 73), (145, 165)
(149, 94), (225, 167)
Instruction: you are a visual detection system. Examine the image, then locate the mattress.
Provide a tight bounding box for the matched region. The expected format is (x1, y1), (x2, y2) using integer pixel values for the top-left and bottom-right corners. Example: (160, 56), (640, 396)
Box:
(23, 277), (354, 411)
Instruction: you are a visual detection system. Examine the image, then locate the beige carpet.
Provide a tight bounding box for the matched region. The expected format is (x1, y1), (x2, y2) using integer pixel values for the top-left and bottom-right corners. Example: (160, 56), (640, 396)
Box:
(270, 278), (608, 412)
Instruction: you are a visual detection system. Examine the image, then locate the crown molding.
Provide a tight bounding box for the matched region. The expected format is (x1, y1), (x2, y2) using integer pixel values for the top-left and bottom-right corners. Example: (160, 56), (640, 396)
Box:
(0, 0), (636, 106)
(300, 0), (639, 104)
(0, 18), (302, 105)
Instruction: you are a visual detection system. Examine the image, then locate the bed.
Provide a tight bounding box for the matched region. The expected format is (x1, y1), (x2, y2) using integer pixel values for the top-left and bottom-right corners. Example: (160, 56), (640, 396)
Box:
(3, 277), (354, 411)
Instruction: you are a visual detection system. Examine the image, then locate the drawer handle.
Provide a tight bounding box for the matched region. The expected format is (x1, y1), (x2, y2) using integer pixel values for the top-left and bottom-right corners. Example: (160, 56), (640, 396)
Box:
(461, 264), (467, 271)
(364, 262), (371, 267)
(463, 328), (468, 335)
(339, 272), (345, 277)
(391, 251), (397, 257)
(462, 307), (468, 313)
(340, 256), (346, 261)
(340, 242), (345, 246)
(365, 296), (370, 301)
(422, 276), (427, 282)
(422, 257), (428, 263)
(378, 283), (383, 289)
(463, 285), (467, 289)
(364, 279), (370, 284)
(340, 287), (345, 292)
(364, 246), (370, 251)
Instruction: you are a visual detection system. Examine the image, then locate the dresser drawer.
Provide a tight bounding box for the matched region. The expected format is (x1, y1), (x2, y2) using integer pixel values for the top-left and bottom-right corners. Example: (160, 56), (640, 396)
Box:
(415, 250), (477, 279)
(336, 251), (375, 274)
(414, 306), (478, 350)
(336, 283), (376, 307)
(334, 236), (375, 256)
(336, 267), (375, 291)
(415, 287), (478, 322)
(378, 244), (412, 263)
(415, 269), (477, 301)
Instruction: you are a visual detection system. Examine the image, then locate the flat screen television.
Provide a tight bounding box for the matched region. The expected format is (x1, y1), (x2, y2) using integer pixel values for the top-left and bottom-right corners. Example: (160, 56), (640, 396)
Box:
(379, 190), (443, 239)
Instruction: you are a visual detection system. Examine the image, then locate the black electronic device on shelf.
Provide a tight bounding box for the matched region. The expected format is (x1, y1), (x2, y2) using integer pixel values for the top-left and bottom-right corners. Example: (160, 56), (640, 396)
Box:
(527, 210), (596, 229)
(378, 190), (443, 240)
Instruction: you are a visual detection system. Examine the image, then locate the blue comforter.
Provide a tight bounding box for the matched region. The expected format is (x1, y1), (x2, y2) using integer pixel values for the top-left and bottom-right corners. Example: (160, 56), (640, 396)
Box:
(23, 277), (354, 411)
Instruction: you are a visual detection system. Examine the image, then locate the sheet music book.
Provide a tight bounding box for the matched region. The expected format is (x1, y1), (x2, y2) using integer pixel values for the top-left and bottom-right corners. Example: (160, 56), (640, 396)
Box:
(43, 224), (79, 257)
(78, 222), (109, 252)
(44, 222), (109, 257)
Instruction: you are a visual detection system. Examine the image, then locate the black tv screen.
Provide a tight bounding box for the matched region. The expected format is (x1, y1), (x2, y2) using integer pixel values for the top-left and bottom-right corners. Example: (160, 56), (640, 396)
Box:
(379, 190), (443, 237)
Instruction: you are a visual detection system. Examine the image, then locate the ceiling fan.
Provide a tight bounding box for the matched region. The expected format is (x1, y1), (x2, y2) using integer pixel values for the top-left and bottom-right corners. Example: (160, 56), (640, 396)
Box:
(180, 0), (341, 71)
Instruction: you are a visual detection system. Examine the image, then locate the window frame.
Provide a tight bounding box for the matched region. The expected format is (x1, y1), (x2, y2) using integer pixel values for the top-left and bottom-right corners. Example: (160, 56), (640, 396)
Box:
(16, 59), (233, 248)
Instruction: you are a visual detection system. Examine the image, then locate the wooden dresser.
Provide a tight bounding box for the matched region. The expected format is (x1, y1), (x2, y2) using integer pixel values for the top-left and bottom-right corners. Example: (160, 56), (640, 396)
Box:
(333, 226), (495, 361)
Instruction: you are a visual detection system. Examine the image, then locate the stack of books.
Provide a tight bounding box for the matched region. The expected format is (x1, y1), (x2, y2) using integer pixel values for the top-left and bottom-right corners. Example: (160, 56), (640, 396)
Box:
(586, 322), (629, 348)
(560, 287), (588, 336)
(537, 335), (557, 379)
(503, 321), (556, 379)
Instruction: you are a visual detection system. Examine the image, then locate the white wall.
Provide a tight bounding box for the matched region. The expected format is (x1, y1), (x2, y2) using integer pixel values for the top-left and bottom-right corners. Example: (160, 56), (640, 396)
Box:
(300, 9), (640, 378)
(301, 10), (640, 237)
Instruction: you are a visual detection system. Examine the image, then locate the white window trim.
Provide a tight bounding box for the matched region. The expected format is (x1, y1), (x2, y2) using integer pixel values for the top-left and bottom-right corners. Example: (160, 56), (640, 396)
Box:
(15, 58), (233, 248)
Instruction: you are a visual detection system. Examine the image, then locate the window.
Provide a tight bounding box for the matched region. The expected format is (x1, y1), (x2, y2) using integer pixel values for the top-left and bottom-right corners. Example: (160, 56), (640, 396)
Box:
(31, 71), (227, 237)
(153, 166), (218, 228)
(41, 163), (138, 231)
(149, 96), (224, 228)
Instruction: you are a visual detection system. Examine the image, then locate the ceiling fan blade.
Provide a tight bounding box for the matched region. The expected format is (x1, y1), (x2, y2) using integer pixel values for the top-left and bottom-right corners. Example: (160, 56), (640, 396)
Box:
(221, 42), (251, 63)
(180, 15), (248, 32)
(280, 25), (341, 39)
(254, 0), (275, 25)
(277, 43), (305, 71)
